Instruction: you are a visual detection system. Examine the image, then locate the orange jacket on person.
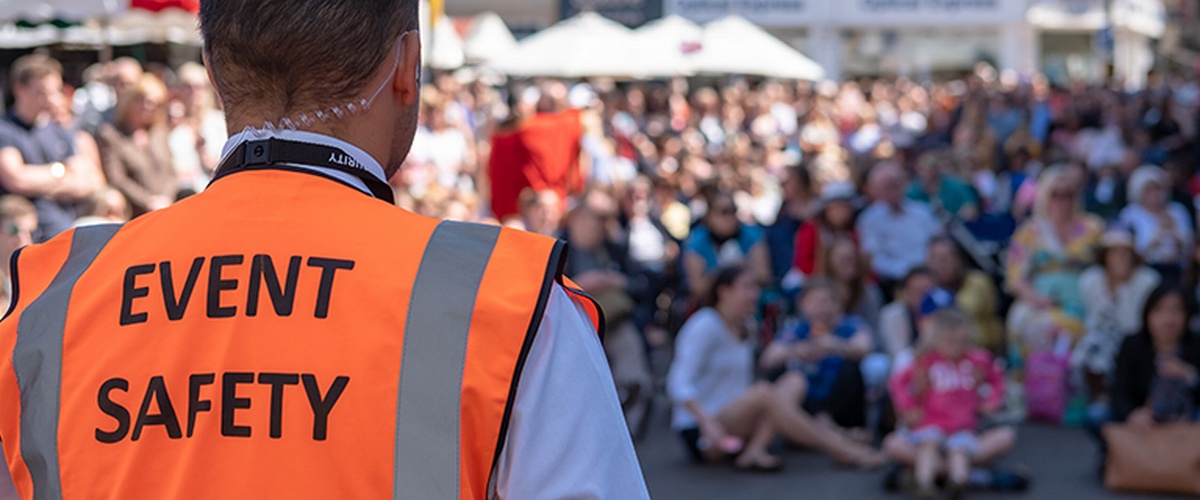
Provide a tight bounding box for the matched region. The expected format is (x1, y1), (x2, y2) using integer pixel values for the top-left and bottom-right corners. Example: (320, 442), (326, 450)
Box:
(0, 152), (603, 499)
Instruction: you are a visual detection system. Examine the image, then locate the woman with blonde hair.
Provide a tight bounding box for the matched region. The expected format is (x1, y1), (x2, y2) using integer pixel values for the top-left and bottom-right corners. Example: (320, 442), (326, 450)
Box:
(1005, 166), (1104, 351)
(97, 73), (178, 216)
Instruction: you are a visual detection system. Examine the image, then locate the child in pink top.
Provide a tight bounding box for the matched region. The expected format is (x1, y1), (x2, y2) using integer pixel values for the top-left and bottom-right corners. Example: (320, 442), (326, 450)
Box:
(890, 309), (1004, 498)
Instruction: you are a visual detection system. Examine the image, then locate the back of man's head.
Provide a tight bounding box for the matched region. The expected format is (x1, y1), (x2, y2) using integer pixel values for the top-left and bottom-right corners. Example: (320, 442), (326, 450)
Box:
(199, 0), (418, 123)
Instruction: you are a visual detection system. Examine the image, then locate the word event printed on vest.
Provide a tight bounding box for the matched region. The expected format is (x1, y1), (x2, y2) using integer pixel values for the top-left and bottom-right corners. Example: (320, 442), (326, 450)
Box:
(98, 253), (357, 444)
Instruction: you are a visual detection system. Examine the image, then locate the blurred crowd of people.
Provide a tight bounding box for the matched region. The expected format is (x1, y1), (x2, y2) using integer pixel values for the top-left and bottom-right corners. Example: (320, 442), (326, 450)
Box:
(5, 50), (1200, 497)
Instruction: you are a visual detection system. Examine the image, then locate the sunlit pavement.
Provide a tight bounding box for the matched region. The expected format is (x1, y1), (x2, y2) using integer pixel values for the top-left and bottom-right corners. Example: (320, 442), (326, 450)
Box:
(634, 404), (1180, 500)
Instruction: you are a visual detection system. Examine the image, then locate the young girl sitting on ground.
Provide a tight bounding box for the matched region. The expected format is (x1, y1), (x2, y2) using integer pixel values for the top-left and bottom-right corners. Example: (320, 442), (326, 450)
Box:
(889, 309), (1005, 499)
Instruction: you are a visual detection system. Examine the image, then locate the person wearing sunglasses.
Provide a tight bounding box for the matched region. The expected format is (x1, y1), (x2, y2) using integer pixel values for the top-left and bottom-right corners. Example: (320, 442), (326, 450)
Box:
(683, 190), (771, 304)
(0, 195), (37, 311)
(1006, 166), (1105, 356)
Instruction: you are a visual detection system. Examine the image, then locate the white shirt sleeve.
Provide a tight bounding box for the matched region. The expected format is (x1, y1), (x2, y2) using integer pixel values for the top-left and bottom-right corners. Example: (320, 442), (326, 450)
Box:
(492, 285), (650, 500)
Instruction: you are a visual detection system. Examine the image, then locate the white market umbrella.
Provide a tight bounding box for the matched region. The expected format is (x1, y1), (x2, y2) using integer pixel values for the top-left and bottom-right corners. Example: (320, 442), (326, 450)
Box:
(633, 14), (702, 77)
(0, 0), (120, 22)
(491, 12), (642, 79)
(693, 15), (824, 81)
(463, 12), (516, 66)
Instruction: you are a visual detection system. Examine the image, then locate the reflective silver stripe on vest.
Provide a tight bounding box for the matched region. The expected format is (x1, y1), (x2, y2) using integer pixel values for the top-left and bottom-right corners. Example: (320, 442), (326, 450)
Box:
(13, 224), (121, 500)
(394, 221), (501, 500)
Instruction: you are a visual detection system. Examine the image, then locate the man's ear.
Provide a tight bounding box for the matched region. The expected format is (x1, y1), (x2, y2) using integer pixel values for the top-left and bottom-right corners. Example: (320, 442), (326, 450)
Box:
(394, 31), (422, 107)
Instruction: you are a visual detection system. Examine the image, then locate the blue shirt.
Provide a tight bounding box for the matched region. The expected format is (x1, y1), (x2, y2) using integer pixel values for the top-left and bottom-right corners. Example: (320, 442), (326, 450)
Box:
(0, 110), (78, 240)
(683, 223), (764, 272)
(779, 316), (866, 401)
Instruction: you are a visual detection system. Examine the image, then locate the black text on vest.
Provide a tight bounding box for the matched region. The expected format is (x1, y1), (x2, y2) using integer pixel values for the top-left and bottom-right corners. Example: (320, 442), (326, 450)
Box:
(119, 255), (355, 325)
(95, 372), (349, 443)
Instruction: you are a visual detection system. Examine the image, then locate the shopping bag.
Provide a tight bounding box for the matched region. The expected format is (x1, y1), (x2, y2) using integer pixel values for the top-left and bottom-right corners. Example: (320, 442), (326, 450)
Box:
(1103, 423), (1200, 496)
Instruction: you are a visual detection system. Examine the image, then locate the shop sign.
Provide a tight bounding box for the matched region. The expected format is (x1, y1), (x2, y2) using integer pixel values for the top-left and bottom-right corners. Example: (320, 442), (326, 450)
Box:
(562, 0), (665, 27)
(664, 0), (809, 26)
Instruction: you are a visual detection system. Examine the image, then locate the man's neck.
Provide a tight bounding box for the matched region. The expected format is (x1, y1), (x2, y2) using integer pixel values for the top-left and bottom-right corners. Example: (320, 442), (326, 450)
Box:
(11, 102), (44, 128)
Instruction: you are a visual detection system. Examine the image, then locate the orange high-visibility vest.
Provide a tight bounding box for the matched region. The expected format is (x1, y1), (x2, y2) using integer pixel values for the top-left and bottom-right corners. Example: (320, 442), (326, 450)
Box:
(0, 168), (601, 499)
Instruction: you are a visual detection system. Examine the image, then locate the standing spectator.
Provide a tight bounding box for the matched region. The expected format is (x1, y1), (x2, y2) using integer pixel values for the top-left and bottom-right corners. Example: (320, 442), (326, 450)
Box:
(1110, 286), (1200, 426)
(927, 237), (1003, 354)
(488, 96), (585, 221)
(682, 191), (770, 301)
(0, 55), (100, 240)
(0, 196), (37, 310)
(413, 92), (475, 193)
(1006, 166), (1104, 348)
(858, 162), (942, 296)
(167, 62), (226, 195)
(1072, 229), (1160, 402)
(96, 73), (177, 216)
(1118, 165), (1193, 285)
(667, 267), (883, 470)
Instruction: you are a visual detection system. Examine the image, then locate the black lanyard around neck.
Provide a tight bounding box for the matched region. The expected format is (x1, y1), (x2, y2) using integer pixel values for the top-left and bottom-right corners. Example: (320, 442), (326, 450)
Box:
(211, 138), (395, 204)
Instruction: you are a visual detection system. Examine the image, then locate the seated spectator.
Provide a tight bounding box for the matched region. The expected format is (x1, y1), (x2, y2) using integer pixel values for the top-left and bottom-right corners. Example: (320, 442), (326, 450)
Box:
(562, 189), (652, 436)
(667, 267), (883, 471)
(506, 188), (562, 236)
(1110, 286), (1200, 426)
(791, 181), (857, 285)
(1006, 166), (1104, 351)
(96, 73), (178, 216)
(682, 191), (770, 302)
(927, 237), (1003, 354)
(907, 152), (980, 220)
(766, 166), (817, 283)
(887, 309), (1014, 498)
(878, 267), (936, 359)
(1118, 165), (1192, 285)
(1072, 229), (1160, 403)
(0, 196), (38, 310)
(858, 162), (942, 296)
(821, 236), (883, 330)
(762, 279), (873, 431)
(0, 55), (101, 240)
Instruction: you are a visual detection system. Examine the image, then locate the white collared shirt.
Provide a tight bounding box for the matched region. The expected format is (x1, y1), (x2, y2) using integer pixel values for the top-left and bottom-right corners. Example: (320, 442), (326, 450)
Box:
(857, 200), (943, 280)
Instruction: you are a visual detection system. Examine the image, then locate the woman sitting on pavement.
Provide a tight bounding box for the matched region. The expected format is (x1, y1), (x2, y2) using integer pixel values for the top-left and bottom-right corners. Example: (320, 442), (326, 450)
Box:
(667, 266), (884, 471)
(1109, 285), (1200, 426)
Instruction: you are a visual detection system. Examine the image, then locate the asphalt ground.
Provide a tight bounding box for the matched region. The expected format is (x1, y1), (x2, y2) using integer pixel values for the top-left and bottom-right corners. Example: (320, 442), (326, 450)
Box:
(634, 405), (1187, 500)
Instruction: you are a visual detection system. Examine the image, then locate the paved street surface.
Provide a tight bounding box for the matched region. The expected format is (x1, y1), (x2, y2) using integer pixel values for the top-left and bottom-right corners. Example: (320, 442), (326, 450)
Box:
(634, 404), (1183, 500)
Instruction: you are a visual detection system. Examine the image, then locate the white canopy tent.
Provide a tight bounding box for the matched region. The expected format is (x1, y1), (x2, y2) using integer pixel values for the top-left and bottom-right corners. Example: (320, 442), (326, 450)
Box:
(490, 12), (644, 78)
(632, 15), (702, 77)
(420, 15), (465, 70)
(693, 15), (824, 81)
(0, 0), (120, 23)
(463, 12), (517, 66)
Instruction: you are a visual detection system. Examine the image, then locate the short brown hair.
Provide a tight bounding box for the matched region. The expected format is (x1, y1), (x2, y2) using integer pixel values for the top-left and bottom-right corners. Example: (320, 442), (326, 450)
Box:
(10, 54), (62, 88)
(199, 1), (418, 120)
(0, 196), (36, 223)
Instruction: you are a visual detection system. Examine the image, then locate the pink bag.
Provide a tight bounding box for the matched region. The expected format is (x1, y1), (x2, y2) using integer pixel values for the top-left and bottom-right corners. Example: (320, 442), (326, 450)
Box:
(1025, 349), (1069, 423)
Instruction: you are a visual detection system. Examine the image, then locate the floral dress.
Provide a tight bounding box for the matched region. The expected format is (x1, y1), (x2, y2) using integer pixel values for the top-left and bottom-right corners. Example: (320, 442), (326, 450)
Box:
(1005, 215), (1104, 348)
